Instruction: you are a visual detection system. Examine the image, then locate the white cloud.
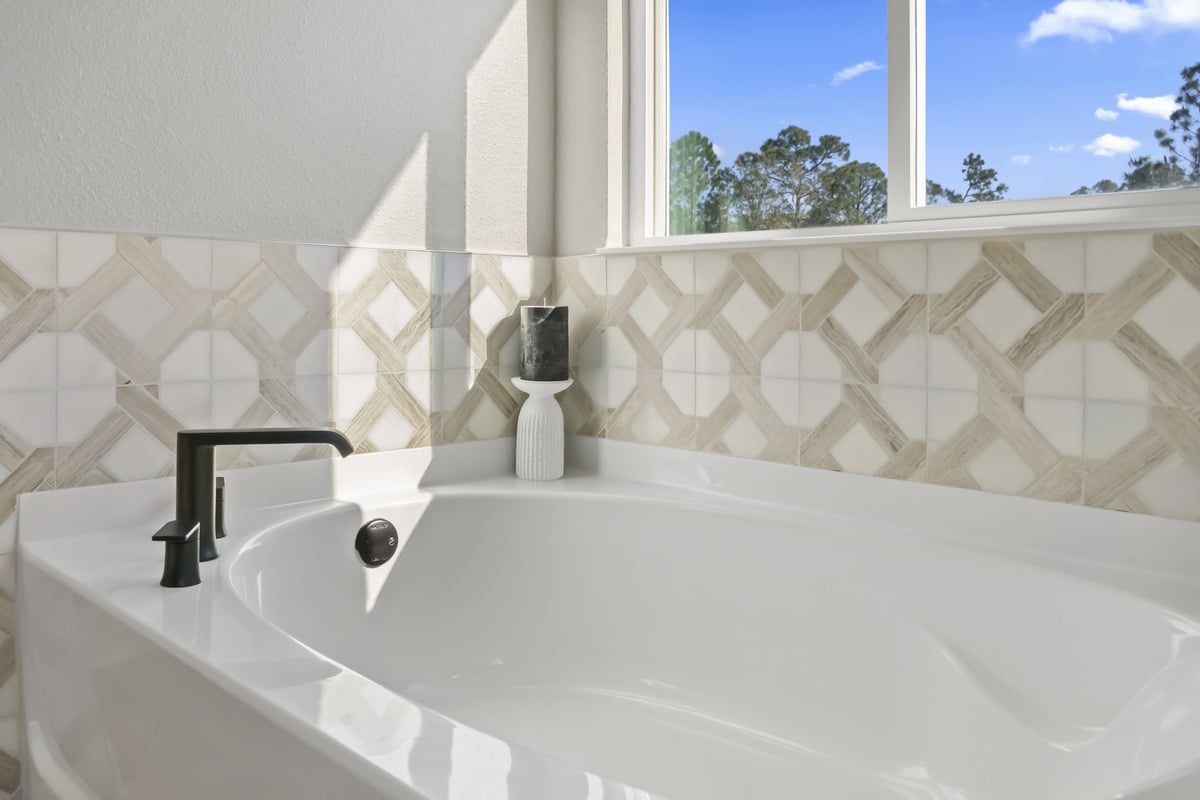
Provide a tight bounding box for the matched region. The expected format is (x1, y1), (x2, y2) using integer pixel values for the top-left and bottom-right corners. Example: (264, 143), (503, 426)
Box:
(1084, 133), (1141, 156)
(1012, 154), (1033, 165)
(1024, 0), (1200, 44)
(713, 144), (725, 159)
(1095, 107), (1120, 120)
(1116, 92), (1180, 118)
(1049, 144), (1076, 152)
(832, 60), (884, 85)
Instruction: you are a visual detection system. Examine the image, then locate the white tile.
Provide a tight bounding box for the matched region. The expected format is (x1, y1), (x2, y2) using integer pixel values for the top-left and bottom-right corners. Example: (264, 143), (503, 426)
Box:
(628, 286), (670, 334)
(295, 330), (334, 376)
(334, 248), (378, 294)
(1085, 232), (1152, 293)
(0, 229), (55, 287)
(577, 255), (607, 296)
(878, 334), (927, 387)
(56, 387), (115, 445)
(877, 241), (927, 293)
(661, 328), (695, 372)
(295, 244), (340, 290)
(663, 371), (696, 415)
(294, 376), (334, 424)
(249, 281), (307, 340)
(694, 251), (730, 294)
(762, 378), (800, 427)
(100, 426), (172, 482)
(830, 423), (890, 475)
(832, 282), (891, 345)
(470, 286), (510, 338)
(210, 380), (258, 427)
(878, 386), (927, 440)
(799, 332), (842, 381)
(606, 255), (637, 296)
(501, 256), (549, 301)
(927, 390), (979, 443)
(799, 380), (842, 431)
(404, 250), (434, 291)
(722, 282), (770, 341)
(335, 329), (378, 374)
(1023, 237), (1084, 292)
(967, 438), (1036, 495)
(798, 245), (842, 294)
(928, 337), (979, 391)
(1025, 397), (1084, 457)
(434, 252), (470, 300)
(158, 238), (212, 289)
(433, 327), (470, 371)
(754, 248), (800, 294)
(605, 368), (637, 409)
(1085, 342), (1151, 404)
(695, 330), (731, 374)
(696, 373), (730, 417)
(158, 382), (212, 429)
(57, 232), (115, 287)
(368, 406), (416, 451)
(0, 390), (56, 447)
(334, 374), (377, 421)
(578, 328), (607, 370)
(1132, 275), (1200, 360)
(761, 331), (800, 379)
(1133, 453), (1200, 521)
(103, 276), (173, 345)
(367, 281), (417, 340)
(928, 240), (981, 293)
(160, 331), (211, 383)
(402, 371), (432, 412)
(722, 413), (768, 458)
(965, 279), (1041, 352)
(1025, 340), (1084, 399)
(435, 369), (470, 414)
(1084, 402), (1148, 460)
(212, 241), (261, 290)
(0, 333), (55, 390)
(212, 332), (259, 380)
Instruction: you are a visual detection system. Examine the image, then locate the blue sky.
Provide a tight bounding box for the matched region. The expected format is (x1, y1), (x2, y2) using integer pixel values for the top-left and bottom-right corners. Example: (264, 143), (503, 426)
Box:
(669, 0), (1200, 201)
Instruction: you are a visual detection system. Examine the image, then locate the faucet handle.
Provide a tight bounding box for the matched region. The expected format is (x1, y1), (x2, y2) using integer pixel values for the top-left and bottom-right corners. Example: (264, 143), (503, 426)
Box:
(153, 519), (199, 543)
(153, 519), (201, 588)
(215, 477), (227, 540)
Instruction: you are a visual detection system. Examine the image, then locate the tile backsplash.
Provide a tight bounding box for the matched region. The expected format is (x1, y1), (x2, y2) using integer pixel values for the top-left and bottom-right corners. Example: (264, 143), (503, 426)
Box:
(555, 228), (1200, 522)
(0, 231), (552, 534)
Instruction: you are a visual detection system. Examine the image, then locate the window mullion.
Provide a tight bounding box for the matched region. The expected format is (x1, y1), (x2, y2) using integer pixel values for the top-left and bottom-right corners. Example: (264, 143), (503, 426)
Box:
(888, 0), (924, 222)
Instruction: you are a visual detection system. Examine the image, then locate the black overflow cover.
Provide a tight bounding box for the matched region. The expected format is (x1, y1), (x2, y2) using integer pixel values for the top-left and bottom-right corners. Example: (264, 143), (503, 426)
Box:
(355, 519), (399, 567)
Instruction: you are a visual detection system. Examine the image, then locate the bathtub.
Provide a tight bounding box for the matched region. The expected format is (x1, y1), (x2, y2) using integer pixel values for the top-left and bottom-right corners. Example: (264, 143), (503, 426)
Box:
(16, 437), (1200, 800)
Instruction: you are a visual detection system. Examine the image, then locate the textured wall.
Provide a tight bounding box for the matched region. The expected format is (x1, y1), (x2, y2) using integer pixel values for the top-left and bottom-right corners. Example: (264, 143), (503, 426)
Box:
(554, 228), (1200, 522)
(0, 0), (554, 254)
(0, 226), (553, 795)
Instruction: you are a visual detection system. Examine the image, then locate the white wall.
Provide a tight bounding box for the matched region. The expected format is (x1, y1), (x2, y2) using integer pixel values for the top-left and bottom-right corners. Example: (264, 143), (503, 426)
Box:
(0, 0), (554, 255)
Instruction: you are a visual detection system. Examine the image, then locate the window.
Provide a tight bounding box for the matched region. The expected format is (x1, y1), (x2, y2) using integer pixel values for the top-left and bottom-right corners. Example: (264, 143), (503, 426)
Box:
(648, 0), (1200, 242)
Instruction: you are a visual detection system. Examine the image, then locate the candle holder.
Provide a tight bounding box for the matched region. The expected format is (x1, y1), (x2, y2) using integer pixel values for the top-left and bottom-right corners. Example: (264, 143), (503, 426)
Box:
(513, 305), (570, 480)
(511, 377), (573, 480)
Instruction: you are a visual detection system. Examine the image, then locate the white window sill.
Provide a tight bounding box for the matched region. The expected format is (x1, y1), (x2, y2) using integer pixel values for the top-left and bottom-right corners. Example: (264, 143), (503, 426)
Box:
(602, 199), (1200, 255)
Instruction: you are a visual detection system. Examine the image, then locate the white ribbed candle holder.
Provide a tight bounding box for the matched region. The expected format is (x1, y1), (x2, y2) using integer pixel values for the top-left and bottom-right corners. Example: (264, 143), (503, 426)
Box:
(511, 378), (573, 481)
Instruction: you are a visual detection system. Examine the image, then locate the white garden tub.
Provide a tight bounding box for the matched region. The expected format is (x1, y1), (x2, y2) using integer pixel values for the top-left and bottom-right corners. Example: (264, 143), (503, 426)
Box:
(16, 438), (1200, 800)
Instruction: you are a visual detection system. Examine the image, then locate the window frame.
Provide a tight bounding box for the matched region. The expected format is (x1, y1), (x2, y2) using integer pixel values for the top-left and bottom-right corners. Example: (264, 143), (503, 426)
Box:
(617, 0), (1200, 250)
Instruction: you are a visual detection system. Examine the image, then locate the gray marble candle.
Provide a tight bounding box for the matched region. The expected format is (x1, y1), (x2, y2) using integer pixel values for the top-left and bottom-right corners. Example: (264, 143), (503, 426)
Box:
(519, 305), (569, 381)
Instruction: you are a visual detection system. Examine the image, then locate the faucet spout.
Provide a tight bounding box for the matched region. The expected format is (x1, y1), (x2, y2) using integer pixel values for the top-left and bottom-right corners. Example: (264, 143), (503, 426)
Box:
(175, 428), (354, 564)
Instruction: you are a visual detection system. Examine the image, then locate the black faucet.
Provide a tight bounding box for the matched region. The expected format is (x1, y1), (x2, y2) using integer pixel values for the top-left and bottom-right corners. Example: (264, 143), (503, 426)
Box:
(154, 428), (355, 588)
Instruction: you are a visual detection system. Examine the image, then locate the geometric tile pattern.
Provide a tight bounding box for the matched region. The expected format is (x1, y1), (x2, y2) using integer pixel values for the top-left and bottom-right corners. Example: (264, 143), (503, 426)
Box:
(431, 254), (551, 444)
(560, 229), (1200, 523)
